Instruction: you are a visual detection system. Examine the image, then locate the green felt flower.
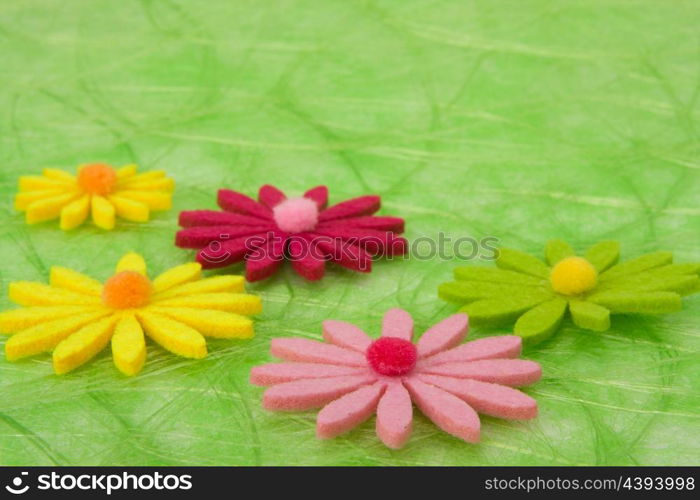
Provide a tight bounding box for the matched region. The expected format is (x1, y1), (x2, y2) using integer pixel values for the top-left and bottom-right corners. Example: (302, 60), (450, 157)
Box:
(438, 240), (700, 344)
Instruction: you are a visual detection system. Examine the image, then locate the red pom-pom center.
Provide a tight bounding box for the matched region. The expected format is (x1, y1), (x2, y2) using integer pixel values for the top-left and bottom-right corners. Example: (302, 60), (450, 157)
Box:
(366, 337), (417, 376)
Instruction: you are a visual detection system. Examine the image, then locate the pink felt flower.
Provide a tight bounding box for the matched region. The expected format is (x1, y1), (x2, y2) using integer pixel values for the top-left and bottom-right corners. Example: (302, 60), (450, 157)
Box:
(176, 185), (407, 282)
(250, 309), (542, 449)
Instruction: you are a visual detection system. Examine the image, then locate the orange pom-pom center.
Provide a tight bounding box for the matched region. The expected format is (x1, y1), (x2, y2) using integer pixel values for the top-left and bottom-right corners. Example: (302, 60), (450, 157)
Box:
(78, 163), (117, 195)
(102, 271), (152, 309)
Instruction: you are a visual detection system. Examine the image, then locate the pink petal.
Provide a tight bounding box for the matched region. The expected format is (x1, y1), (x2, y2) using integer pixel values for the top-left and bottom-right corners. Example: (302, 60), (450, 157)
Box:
(179, 210), (270, 228)
(258, 185), (286, 209)
(314, 227), (407, 256)
(318, 195), (381, 222)
(381, 308), (413, 341)
(304, 186), (328, 209)
(263, 375), (376, 411)
(416, 313), (469, 358)
(270, 338), (367, 366)
(419, 359), (542, 386)
(289, 236), (326, 281)
(404, 378), (480, 443)
(245, 233), (286, 282)
(322, 320), (372, 352)
(317, 382), (386, 439)
(321, 216), (404, 233)
(250, 363), (366, 386)
(196, 234), (268, 269)
(420, 336), (522, 367)
(218, 189), (273, 219)
(376, 382), (413, 449)
(314, 236), (371, 273)
(418, 374), (537, 420)
(176, 225), (272, 248)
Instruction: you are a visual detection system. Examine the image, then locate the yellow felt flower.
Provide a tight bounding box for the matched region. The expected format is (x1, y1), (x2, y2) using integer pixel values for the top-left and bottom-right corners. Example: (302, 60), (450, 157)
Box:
(15, 163), (174, 230)
(0, 253), (261, 375)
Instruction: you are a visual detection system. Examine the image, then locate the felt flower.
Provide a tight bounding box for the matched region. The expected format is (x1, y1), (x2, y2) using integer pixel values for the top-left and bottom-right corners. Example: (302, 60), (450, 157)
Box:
(250, 309), (541, 449)
(439, 240), (700, 343)
(176, 185), (407, 282)
(0, 253), (261, 375)
(15, 164), (174, 230)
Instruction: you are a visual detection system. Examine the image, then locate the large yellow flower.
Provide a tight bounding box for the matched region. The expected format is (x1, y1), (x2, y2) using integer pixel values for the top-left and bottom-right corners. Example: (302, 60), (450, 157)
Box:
(15, 163), (174, 230)
(0, 253), (261, 375)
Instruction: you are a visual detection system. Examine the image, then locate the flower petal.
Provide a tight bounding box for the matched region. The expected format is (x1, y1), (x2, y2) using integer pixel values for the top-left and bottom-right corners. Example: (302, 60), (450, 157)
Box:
(438, 281), (551, 304)
(59, 195), (91, 230)
(19, 175), (73, 192)
(112, 314), (146, 376)
(121, 178), (174, 192)
(115, 252), (147, 276)
(496, 248), (550, 278)
(26, 192), (80, 224)
(263, 375), (376, 411)
(317, 382), (386, 439)
(49, 267), (103, 296)
(318, 195), (381, 221)
(246, 233), (285, 282)
(418, 374), (537, 420)
(289, 236), (326, 281)
(600, 251), (673, 280)
(218, 189), (272, 219)
(137, 311), (207, 359)
(587, 291), (681, 313)
(545, 239), (574, 266)
(416, 313), (468, 358)
(270, 338), (366, 366)
(404, 378), (480, 443)
(151, 263), (202, 294)
(179, 210), (270, 227)
(9, 282), (101, 307)
(419, 359), (542, 386)
(375, 382), (413, 449)
(107, 195), (150, 222)
(115, 191), (172, 211)
(251, 363), (367, 386)
(116, 164), (138, 180)
(304, 186), (328, 209)
(15, 190), (65, 210)
(599, 265), (700, 295)
(258, 184), (286, 208)
(314, 236), (372, 273)
(585, 241), (620, 272)
(52, 316), (118, 374)
(420, 336), (522, 366)
(323, 216), (404, 233)
(459, 295), (549, 326)
(0, 306), (94, 334)
(513, 297), (567, 344)
(42, 168), (76, 182)
(314, 227), (408, 256)
(569, 299), (610, 331)
(453, 266), (543, 286)
(381, 308), (413, 341)
(91, 195), (115, 230)
(153, 293), (261, 315)
(118, 170), (164, 185)
(196, 234), (269, 269)
(148, 307), (253, 338)
(153, 275), (245, 299)
(176, 226), (272, 248)
(322, 320), (372, 352)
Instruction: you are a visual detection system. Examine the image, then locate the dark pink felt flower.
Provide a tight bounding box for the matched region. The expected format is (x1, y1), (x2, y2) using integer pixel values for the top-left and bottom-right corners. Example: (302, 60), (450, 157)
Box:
(176, 185), (407, 282)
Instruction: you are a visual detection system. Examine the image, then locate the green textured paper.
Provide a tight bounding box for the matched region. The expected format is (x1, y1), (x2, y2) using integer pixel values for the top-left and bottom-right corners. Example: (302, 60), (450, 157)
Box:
(0, 0), (698, 466)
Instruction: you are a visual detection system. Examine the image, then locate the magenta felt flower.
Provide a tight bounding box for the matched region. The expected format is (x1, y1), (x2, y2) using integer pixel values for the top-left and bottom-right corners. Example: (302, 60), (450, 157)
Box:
(250, 309), (541, 449)
(176, 185), (407, 282)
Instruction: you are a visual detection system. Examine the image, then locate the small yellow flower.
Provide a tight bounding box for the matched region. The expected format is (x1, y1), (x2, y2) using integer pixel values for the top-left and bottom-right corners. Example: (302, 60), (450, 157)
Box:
(0, 253), (261, 375)
(15, 163), (174, 230)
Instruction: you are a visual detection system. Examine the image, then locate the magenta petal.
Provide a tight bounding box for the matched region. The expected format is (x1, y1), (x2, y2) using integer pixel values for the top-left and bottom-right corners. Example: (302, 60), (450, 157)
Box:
(419, 359), (542, 386)
(318, 195), (381, 222)
(404, 378), (480, 443)
(418, 374), (537, 420)
(321, 216), (404, 233)
(270, 338), (367, 366)
(258, 185), (286, 209)
(314, 227), (407, 256)
(416, 314), (469, 358)
(176, 226), (272, 249)
(196, 234), (268, 269)
(245, 233), (286, 282)
(376, 382), (413, 449)
(263, 375), (376, 411)
(289, 236), (326, 281)
(381, 308), (413, 341)
(218, 189), (273, 219)
(179, 210), (270, 228)
(420, 336), (522, 367)
(250, 363), (366, 386)
(317, 382), (386, 439)
(304, 186), (329, 209)
(323, 320), (372, 352)
(314, 236), (371, 273)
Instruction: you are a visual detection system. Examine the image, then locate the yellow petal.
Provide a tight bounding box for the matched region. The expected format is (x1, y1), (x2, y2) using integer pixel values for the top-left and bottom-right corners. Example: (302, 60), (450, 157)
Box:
(149, 306), (253, 339)
(9, 282), (102, 307)
(111, 314), (146, 376)
(122, 178), (175, 193)
(59, 195), (91, 230)
(0, 306), (94, 334)
(152, 293), (262, 315)
(50, 266), (102, 296)
(119, 170), (165, 185)
(53, 316), (118, 374)
(19, 175), (73, 192)
(42, 168), (75, 182)
(14, 190), (64, 211)
(154, 275), (245, 299)
(115, 252), (147, 276)
(91, 195), (116, 230)
(151, 263), (202, 294)
(107, 195), (150, 222)
(116, 164), (138, 179)
(5, 311), (108, 361)
(114, 190), (172, 211)
(137, 311), (206, 359)
(26, 192), (80, 224)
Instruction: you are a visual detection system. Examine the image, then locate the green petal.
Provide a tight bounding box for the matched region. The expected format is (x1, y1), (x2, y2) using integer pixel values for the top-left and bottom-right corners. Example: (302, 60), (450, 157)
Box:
(569, 300), (610, 331)
(496, 248), (550, 278)
(585, 241), (620, 272)
(599, 273), (699, 296)
(545, 239), (575, 266)
(460, 295), (548, 326)
(453, 267), (544, 286)
(438, 281), (552, 304)
(587, 291), (682, 313)
(600, 251), (673, 280)
(514, 297), (567, 344)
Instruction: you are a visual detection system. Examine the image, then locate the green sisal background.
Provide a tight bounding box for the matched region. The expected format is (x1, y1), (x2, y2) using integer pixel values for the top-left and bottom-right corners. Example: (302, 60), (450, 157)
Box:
(0, 0), (698, 465)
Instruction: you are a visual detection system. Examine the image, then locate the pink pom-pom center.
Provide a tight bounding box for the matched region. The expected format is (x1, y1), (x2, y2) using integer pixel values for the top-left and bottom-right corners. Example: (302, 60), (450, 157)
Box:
(366, 337), (418, 376)
(273, 197), (319, 233)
